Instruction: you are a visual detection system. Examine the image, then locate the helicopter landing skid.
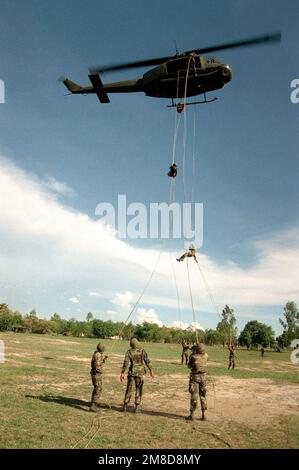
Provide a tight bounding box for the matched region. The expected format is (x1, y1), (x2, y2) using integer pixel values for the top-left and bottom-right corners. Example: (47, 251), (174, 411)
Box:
(168, 96), (218, 113)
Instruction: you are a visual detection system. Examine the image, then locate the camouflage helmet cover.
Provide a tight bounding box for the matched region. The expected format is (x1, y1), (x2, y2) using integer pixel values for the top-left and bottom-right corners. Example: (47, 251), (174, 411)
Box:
(194, 343), (205, 354)
(130, 337), (139, 349)
(97, 343), (105, 353)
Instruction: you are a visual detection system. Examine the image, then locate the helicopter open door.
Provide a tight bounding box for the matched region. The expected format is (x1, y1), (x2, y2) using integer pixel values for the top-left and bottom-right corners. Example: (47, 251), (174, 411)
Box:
(88, 74), (110, 103)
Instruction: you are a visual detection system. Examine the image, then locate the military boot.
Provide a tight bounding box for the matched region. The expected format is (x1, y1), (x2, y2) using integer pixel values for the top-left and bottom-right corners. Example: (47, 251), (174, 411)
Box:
(185, 411), (194, 421)
(200, 409), (206, 421)
(134, 404), (140, 413)
(89, 402), (98, 413)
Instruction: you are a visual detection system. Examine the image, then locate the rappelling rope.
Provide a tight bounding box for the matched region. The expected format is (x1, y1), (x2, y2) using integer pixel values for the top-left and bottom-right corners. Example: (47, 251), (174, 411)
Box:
(169, 254), (182, 328)
(186, 257), (199, 343)
(120, 249), (163, 330)
(192, 106), (197, 204)
(181, 55), (195, 204)
(181, 56), (202, 339)
(71, 416), (108, 449)
(171, 71), (183, 165)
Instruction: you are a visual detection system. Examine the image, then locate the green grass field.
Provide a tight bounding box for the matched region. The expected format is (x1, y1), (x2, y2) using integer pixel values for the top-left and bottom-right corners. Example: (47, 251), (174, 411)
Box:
(0, 332), (298, 449)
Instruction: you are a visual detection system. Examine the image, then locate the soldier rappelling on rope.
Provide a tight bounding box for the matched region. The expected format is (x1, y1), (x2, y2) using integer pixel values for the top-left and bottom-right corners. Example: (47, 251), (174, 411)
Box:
(177, 244), (198, 263)
(167, 162), (178, 178)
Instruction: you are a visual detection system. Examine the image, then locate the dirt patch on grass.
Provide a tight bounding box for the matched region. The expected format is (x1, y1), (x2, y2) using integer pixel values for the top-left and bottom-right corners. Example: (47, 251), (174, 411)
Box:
(64, 356), (90, 362)
(213, 377), (299, 425)
(144, 375), (299, 427)
(51, 339), (81, 345)
(8, 353), (33, 358)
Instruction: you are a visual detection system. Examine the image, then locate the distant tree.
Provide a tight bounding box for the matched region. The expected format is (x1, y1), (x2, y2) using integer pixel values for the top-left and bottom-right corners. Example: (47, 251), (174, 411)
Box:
(0, 304), (10, 315)
(92, 319), (106, 338)
(0, 304), (22, 331)
(239, 320), (275, 348)
(134, 322), (156, 342)
(204, 329), (222, 346)
(279, 301), (299, 347)
(31, 319), (53, 334)
(27, 309), (37, 318)
(51, 313), (62, 322)
(12, 310), (23, 326)
(216, 305), (237, 345)
(239, 328), (252, 349)
(120, 322), (135, 340)
(86, 312), (93, 323)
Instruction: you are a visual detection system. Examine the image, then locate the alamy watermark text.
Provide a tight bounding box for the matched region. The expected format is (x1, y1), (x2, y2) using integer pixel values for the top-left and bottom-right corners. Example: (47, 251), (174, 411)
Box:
(95, 194), (203, 248)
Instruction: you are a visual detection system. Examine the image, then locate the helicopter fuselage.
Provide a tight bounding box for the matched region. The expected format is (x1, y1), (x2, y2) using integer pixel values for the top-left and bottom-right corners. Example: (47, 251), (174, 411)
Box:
(141, 55), (232, 98)
(63, 54), (232, 103)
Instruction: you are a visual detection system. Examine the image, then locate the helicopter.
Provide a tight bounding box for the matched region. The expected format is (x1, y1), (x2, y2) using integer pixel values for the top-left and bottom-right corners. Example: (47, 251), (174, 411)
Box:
(62, 32), (281, 110)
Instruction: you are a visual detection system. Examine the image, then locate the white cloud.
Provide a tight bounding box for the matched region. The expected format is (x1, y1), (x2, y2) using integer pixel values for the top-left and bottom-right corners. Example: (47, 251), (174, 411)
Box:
(169, 320), (204, 331)
(105, 310), (119, 317)
(187, 321), (205, 332)
(69, 297), (80, 304)
(111, 291), (133, 311)
(136, 307), (163, 327)
(88, 292), (103, 298)
(44, 176), (75, 197)
(170, 320), (190, 330)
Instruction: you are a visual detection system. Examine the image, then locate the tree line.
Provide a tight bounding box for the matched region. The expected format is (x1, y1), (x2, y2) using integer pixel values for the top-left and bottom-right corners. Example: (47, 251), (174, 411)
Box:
(0, 302), (297, 348)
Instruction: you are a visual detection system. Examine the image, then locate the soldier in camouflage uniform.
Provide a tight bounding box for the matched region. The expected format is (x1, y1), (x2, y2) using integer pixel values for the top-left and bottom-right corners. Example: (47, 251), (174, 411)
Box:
(181, 339), (190, 365)
(186, 343), (208, 421)
(228, 343), (236, 369)
(120, 338), (154, 413)
(176, 244), (198, 263)
(89, 343), (108, 412)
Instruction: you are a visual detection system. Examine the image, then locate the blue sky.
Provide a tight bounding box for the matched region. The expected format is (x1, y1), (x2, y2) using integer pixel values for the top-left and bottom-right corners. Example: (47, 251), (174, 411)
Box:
(0, 0), (298, 335)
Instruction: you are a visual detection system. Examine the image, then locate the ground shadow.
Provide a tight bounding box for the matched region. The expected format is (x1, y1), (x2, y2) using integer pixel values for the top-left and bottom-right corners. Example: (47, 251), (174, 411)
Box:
(25, 394), (186, 420)
(123, 406), (186, 420)
(97, 402), (185, 420)
(42, 357), (54, 360)
(25, 394), (91, 412)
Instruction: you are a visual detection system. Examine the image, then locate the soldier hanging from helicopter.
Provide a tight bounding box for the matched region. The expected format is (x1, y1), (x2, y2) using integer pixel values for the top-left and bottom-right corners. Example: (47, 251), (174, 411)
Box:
(177, 244), (198, 263)
(167, 162), (178, 178)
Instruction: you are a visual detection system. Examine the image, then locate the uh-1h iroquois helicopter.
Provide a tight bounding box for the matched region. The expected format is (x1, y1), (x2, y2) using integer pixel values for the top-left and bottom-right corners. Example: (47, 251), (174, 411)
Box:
(62, 32), (281, 111)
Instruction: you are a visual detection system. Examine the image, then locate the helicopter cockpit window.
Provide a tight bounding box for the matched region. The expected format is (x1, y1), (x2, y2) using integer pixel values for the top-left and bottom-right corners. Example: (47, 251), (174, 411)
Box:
(167, 56), (201, 74)
(206, 56), (216, 64)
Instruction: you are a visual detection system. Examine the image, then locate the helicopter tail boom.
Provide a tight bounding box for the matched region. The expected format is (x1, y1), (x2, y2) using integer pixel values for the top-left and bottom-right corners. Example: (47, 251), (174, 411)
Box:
(63, 78), (87, 94)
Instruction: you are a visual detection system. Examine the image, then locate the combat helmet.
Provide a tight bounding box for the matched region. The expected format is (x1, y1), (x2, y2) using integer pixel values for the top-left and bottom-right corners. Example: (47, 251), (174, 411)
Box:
(130, 338), (139, 349)
(194, 343), (205, 354)
(97, 343), (105, 353)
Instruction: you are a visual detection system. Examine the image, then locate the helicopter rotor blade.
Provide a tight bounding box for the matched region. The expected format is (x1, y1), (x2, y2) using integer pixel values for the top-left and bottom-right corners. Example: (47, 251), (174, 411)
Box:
(185, 32), (281, 55)
(89, 55), (174, 74)
(89, 31), (281, 75)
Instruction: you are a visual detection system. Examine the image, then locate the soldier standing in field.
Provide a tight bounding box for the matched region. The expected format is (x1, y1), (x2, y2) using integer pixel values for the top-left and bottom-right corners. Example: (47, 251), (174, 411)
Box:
(181, 339), (190, 365)
(228, 343), (236, 369)
(261, 346), (265, 357)
(120, 338), (154, 413)
(90, 343), (108, 412)
(186, 343), (208, 421)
